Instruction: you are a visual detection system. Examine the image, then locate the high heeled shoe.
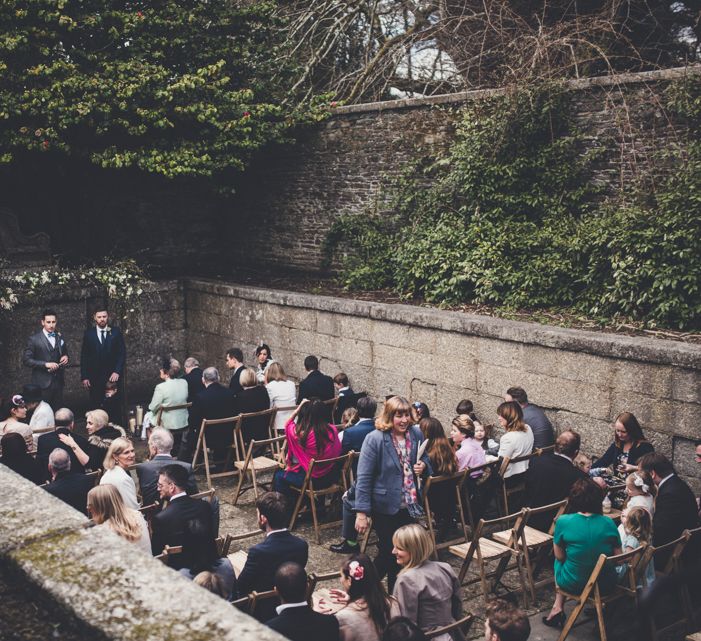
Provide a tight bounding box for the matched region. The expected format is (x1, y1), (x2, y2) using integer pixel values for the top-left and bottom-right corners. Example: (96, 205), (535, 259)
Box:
(542, 611), (565, 629)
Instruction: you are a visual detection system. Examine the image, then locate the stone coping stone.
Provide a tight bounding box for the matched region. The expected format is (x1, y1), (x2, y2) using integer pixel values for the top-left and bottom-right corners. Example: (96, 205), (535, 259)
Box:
(185, 279), (701, 370)
(0, 465), (284, 641)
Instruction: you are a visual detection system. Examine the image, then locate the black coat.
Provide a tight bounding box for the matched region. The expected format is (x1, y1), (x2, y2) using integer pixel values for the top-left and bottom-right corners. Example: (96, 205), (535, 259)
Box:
(235, 385), (272, 443)
(229, 366), (244, 397)
(79, 325), (126, 383)
(297, 370), (334, 404)
(184, 367), (205, 402)
(44, 472), (95, 515)
(0, 453), (44, 485)
(136, 455), (198, 507)
(267, 605), (339, 641)
(526, 453), (587, 532)
(23, 330), (68, 390)
(237, 531), (309, 621)
(151, 495), (217, 571)
(37, 428), (90, 481)
(189, 383), (238, 452)
(653, 475), (700, 556)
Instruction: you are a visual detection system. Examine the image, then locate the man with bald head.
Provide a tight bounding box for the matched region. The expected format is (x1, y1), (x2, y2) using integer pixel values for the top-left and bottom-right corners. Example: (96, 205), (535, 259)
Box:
(44, 448), (95, 515)
(36, 408), (90, 481)
(526, 430), (587, 531)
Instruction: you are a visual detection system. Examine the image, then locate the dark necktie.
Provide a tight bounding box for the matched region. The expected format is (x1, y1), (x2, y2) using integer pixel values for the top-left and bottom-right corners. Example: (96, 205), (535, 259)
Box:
(100, 330), (106, 344)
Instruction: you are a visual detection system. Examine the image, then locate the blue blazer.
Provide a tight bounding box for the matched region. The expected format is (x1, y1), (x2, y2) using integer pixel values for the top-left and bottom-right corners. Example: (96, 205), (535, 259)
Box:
(354, 425), (431, 515)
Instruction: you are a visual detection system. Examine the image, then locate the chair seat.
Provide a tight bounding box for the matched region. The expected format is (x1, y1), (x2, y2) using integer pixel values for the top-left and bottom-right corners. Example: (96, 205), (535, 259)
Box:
(493, 525), (552, 547)
(234, 456), (279, 471)
(449, 538), (512, 560)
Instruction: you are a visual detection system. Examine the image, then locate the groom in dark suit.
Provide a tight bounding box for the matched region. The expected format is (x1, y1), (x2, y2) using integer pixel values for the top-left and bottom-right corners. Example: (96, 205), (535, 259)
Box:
(80, 307), (126, 412)
(23, 309), (69, 408)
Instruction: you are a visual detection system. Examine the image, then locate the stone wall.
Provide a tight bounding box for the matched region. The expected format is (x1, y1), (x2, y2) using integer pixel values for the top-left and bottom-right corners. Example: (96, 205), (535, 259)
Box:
(184, 279), (701, 492)
(0, 465), (284, 641)
(0, 280), (186, 409)
(229, 66), (700, 274)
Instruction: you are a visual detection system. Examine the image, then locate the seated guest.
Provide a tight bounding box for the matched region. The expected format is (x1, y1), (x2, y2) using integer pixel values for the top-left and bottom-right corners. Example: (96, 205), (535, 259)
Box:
(542, 478), (621, 628)
(420, 417), (458, 541)
(616, 506), (655, 587)
(137, 428), (198, 506)
(593, 412), (654, 475)
(226, 347), (245, 397)
(237, 492), (309, 621)
(0, 432), (43, 484)
(297, 355), (334, 403)
(183, 357), (205, 402)
(455, 399), (481, 427)
(87, 484), (151, 553)
(194, 571), (229, 599)
(450, 415), (486, 473)
(638, 452), (700, 561)
(38, 408), (89, 480)
(497, 401), (534, 487)
(265, 362), (297, 433)
(0, 395), (34, 452)
(391, 524), (463, 641)
(44, 448), (94, 515)
(152, 465), (235, 597)
(236, 367), (273, 443)
(255, 344), (275, 384)
(622, 469), (655, 515)
(83, 409), (126, 471)
(505, 387), (554, 450)
(23, 383), (55, 434)
(331, 553), (398, 641)
(180, 366), (236, 464)
(147, 357), (189, 451)
(341, 408), (360, 430)
(573, 453), (592, 474)
(382, 618), (427, 641)
(99, 437), (139, 509)
(412, 402), (430, 423)
(274, 399), (342, 499)
(485, 598), (531, 641)
(333, 373), (355, 424)
(267, 562), (340, 641)
(526, 430), (587, 532)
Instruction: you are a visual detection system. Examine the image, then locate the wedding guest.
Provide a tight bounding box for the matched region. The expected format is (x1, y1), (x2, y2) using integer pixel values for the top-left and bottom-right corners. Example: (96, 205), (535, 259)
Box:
(0, 395), (34, 452)
(496, 402), (534, 487)
(0, 432), (43, 484)
(593, 412), (654, 475)
(255, 344), (275, 384)
(99, 437), (139, 509)
(87, 484), (151, 553)
(266, 362), (297, 433)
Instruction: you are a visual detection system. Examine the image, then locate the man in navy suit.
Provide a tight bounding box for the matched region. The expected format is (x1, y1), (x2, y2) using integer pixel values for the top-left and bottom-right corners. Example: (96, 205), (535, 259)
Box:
(297, 355), (334, 403)
(23, 309), (69, 408)
(43, 448), (94, 516)
(80, 307), (126, 413)
(237, 491), (308, 621)
(267, 562), (338, 641)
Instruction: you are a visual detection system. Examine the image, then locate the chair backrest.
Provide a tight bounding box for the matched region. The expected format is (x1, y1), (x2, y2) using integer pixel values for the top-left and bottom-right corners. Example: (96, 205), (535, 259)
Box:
(246, 434), (287, 464)
(536, 445), (555, 455)
(249, 589), (279, 617)
(306, 451), (353, 489)
(199, 414), (242, 460)
(85, 469), (101, 487)
(522, 498), (568, 535)
(191, 488), (215, 502)
(475, 509), (527, 549)
(606, 544), (647, 595)
(156, 403), (192, 426)
(238, 408), (278, 447)
(425, 613), (474, 640)
(639, 531), (689, 581)
(499, 450), (540, 478)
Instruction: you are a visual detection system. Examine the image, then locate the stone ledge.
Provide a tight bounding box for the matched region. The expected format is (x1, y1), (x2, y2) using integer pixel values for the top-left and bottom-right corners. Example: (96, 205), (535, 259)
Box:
(332, 65), (701, 115)
(0, 465), (284, 641)
(185, 279), (701, 370)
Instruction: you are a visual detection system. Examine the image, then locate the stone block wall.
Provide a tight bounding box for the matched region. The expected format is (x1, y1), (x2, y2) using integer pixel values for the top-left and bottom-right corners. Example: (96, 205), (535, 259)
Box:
(185, 279), (701, 492)
(0, 280), (186, 409)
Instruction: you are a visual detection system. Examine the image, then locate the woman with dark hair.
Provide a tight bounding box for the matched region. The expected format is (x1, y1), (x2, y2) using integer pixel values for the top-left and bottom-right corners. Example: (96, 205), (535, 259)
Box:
(273, 398), (341, 497)
(255, 344), (275, 383)
(542, 478), (621, 628)
(412, 402), (430, 423)
(496, 401), (534, 487)
(0, 432), (44, 484)
(354, 396), (431, 592)
(420, 417), (458, 540)
(593, 412), (654, 474)
(0, 395), (34, 452)
(330, 553), (398, 641)
(382, 618), (427, 641)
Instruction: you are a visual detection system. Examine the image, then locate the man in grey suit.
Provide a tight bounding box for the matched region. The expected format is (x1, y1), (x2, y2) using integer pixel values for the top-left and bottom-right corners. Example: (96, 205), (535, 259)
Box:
(23, 309), (69, 408)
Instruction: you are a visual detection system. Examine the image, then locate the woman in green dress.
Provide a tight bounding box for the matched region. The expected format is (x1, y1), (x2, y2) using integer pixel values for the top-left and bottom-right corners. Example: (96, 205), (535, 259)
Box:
(542, 478), (621, 628)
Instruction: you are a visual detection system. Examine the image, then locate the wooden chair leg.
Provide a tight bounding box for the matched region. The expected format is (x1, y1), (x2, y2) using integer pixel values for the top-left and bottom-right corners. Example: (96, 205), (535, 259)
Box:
(232, 464), (247, 505)
(309, 489), (321, 545)
(202, 435), (213, 491)
(593, 589), (607, 641)
(558, 596), (587, 641)
(521, 546), (537, 605)
(289, 487), (306, 531)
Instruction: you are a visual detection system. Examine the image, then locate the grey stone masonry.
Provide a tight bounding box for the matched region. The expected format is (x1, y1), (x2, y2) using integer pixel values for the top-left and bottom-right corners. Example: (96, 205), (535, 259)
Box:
(0, 465), (285, 641)
(184, 279), (701, 493)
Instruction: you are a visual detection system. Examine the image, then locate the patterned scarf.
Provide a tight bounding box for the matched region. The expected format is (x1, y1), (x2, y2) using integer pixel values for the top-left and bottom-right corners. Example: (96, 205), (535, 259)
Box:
(391, 430), (424, 518)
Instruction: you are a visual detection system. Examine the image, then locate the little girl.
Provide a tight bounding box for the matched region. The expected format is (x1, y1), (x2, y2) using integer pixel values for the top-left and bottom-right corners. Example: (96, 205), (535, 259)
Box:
(473, 421), (499, 457)
(574, 453), (592, 474)
(616, 506), (655, 586)
(624, 470), (655, 514)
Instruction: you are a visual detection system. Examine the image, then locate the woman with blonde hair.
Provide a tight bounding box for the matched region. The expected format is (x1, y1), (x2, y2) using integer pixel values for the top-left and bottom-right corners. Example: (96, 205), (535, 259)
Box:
(496, 401), (534, 486)
(60, 408), (125, 471)
(265, 361), (296, 432)
(391, 524), (463, 641)
(99, 437), (139, 509)
(354, 396), (431, 591)
(87, 484), (151, 553)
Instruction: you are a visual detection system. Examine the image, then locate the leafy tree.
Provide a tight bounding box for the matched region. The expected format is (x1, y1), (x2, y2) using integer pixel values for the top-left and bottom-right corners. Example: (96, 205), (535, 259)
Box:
(0, 0), (326, 183)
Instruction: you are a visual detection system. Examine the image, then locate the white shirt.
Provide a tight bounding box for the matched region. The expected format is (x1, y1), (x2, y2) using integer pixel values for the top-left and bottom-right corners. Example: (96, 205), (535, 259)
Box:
(43, 329), (55, 348)
(100, 467), (140, 510)
(266, 379), (297, 431)
(498, 425), (535, 478)
(29, 401), (55, 430)
(276, 602), (307, 615)
(657, 474), (674, 489)
(96, 326), (108, 343)
(169, 491), (187, 501)
(266, 528), (288, 537)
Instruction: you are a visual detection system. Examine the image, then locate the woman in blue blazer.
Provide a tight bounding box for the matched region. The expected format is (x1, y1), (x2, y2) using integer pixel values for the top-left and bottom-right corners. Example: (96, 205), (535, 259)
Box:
(354, 396), (431, 591)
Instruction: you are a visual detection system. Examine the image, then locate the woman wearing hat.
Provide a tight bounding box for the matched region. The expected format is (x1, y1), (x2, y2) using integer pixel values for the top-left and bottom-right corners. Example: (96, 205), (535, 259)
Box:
(0, 395), (34, 451)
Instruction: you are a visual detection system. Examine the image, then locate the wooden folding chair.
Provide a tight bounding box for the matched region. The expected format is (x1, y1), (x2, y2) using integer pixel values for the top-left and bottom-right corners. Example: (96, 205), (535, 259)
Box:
(249, 589), (279, 618)
(421, 469), (469, 556)
(232, 435), (286, 505)
(307, 570), (341, 610)
(322, 396), (340, 422)
(425, 613), (474, 640)
(639, 531), (691, 641)
(288, 451), (353, 543)
(499, 450), (540, 515)
(85, 469), (101, 487)
(359, 516), (375, 554)
(449, 509), (530, 607)
(462, 459), (503, 530)
(492, 499), (568, 604)
(191, 414), (241, 489)
(156, 402), (192, 427)
(191, 488), (216, 502)
(556, 545), (646, 641)
(682, 526), (701, 629)
(155, 544), (183, 563)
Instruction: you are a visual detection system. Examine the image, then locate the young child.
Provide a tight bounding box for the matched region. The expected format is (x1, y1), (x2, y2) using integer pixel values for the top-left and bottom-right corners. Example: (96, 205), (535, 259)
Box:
(341, 407), (359, 430)
(574, 453), (592, 474)
(616, 506), (655, 586)
(624, 470), (656, 515)
(473, 421), (499, 457)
